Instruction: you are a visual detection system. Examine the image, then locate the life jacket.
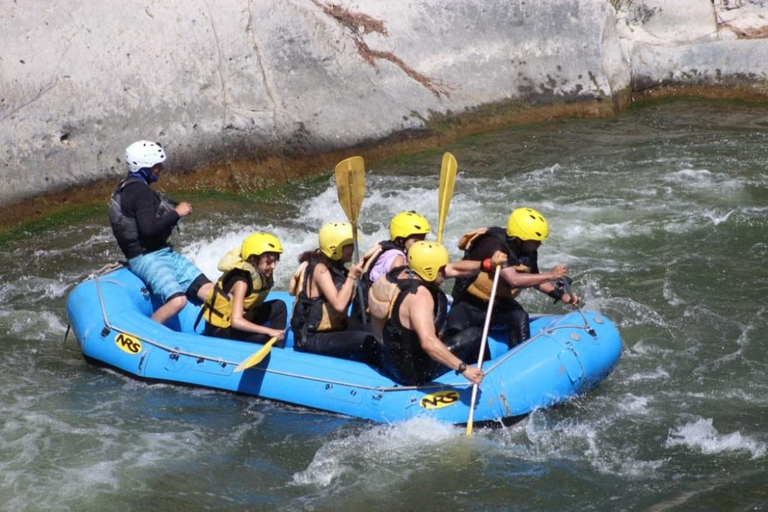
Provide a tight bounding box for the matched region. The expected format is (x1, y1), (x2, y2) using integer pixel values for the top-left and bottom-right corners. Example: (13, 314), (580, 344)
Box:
(350, 240), (402, 322)
(289, 256), (349, 344)
(452, 227), (533, 303)
(201, 248), (274, 329)
(108, 177), (177, 258)
(369, 266), (448, 385)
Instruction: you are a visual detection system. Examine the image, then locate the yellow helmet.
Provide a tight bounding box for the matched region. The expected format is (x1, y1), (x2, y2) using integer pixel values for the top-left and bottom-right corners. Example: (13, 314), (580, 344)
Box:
(318, 221), (355, 260)
(506, 207), (549, 241)
(241, 232), (283, 260)
(389, 211), (431, 241)
(407, 241), (450, 282)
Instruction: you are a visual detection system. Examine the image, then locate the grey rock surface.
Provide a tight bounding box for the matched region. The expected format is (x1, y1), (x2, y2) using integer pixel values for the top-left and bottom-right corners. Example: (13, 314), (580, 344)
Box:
(1, 0), (766, 205)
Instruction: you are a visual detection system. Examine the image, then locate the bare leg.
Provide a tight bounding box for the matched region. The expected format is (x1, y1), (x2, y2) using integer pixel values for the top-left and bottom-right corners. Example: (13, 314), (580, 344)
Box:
(151, 295), (187, 324)
(196, 282), (213, 302)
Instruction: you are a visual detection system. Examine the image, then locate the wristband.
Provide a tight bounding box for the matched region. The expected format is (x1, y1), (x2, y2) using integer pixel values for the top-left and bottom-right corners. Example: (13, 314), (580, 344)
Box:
(482, 258), (493, 273)
(547, 286), (565, 303)
(455, 362), (467, 375)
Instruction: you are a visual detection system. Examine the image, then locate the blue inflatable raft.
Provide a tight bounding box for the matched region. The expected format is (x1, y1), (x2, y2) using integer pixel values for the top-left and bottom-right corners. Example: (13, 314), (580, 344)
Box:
(66, 266), (622, 425)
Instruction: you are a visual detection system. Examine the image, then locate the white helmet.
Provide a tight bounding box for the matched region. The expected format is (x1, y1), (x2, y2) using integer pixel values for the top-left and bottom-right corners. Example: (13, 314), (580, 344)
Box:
(124, 140), (166, 173)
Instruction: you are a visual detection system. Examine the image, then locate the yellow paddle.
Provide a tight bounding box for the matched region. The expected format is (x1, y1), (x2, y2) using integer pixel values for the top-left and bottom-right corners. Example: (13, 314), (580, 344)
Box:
(437, 152), (457, 245)
(334, 156), (365, 254)
(466, 265), (501, 436)
(234, 336), (278, 373)
(334, 156), (367, 324)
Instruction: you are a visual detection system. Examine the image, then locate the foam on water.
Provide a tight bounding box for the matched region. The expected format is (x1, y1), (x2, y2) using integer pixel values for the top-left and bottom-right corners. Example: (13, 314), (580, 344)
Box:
(662, 168), (746, 193)
(291, 417), (461, 490)
(512, 408), (668, 480)
(626, 366), (670, 382)
(665, 417), (766, 459)
(0, 309), (67, 339)
(616, 394), (652, 414)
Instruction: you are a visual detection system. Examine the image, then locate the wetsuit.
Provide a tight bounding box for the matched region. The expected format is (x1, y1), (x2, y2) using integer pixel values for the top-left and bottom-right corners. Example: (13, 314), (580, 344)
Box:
(374, 267), (482, 385)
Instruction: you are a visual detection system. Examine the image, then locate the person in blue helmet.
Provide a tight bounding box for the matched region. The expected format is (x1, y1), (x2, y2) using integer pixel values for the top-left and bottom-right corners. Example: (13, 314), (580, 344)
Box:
(108, 140), (213, 325)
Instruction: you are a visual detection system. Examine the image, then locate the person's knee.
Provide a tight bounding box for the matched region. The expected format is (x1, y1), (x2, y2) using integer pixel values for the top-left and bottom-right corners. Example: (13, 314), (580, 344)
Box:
(274, 300), (288, 315)
(446, 306), (471, 334)
(508, 310), (530, 347)
(166, 294), (188, 313)
(196, 282), (213, 301)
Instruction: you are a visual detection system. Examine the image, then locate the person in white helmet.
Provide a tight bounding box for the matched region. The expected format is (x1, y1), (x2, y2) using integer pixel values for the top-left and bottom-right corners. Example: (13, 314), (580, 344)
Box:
(109, 140), (213, 325)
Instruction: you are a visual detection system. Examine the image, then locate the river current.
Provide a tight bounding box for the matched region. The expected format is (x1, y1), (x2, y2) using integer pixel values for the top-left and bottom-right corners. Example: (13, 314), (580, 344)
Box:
(1, 100), (766, 510)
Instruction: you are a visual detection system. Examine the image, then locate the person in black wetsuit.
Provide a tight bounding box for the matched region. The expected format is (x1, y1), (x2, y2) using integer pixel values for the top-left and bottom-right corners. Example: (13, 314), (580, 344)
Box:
(447, 207), (579, 349)
(368, 241), (507, 386)
(109, 140), (213, 325)
(288, 221), (377, 363)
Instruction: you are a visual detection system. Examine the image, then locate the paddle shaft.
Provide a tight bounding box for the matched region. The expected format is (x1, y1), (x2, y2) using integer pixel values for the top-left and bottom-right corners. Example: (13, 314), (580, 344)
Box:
(466, 265), (502, 436)
(351, 227), (367, 325)
(333, 158), (367, 327)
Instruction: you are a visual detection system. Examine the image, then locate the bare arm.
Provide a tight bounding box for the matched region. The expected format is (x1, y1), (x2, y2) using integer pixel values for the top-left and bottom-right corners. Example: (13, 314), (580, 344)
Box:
(444, 250), (508, 279)
(444, 259), (482, 279)
(501, 263), (567, 289)
(228, 280), (285, 340)
(314, 261), (362, 313)
(404, 289), (483, 384)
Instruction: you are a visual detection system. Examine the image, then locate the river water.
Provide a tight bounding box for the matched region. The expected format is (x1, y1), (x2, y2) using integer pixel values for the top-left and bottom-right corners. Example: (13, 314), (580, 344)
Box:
(1, 100), (766, 510)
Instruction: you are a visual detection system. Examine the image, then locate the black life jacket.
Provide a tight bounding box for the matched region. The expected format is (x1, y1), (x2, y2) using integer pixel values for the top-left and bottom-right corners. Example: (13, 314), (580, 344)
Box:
(289, 257), (349, 346)
(376, 266), (448, 385)
(350, 239), (401, 323)
(108, 177), (177, 258)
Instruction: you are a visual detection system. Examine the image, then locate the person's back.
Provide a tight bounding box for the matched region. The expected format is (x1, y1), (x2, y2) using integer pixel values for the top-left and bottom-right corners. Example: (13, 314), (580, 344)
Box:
(108, 140), (212, 325)
(352, 211), (431, 324)
(110, 178), (178, 258)
(369, 241), (485, 386)
(289, 221), (377, 363)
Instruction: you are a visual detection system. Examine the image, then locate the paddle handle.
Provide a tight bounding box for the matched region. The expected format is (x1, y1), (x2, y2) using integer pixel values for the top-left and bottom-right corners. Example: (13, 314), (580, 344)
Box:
(466, 265), (502, 436)
(352, 232), (367, 326)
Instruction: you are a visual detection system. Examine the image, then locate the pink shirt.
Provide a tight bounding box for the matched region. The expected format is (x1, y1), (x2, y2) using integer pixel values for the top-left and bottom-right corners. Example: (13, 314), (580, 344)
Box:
(369, 248), (406, 282)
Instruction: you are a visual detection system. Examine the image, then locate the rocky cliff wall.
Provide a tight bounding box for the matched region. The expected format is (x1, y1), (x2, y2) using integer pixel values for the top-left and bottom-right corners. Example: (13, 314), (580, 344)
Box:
(1, 0), (766, 206)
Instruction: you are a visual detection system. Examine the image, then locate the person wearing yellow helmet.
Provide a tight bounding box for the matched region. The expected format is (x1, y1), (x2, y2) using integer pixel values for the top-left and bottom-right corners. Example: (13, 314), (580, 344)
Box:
(368, 241), (507, 385)
(351, 211), (432, 323)
(201, 232), (287, 346)
(288, 222), (376, 362)
(448, 207), (578, 348)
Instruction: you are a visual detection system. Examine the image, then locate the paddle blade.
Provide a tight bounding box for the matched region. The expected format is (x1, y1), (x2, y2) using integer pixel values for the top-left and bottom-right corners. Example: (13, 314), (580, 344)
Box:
(233, 337), (277, 373)
(334, 156), (366, 225)
(437, 152), (457, 245)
